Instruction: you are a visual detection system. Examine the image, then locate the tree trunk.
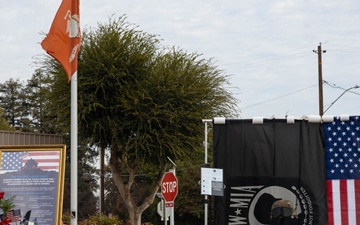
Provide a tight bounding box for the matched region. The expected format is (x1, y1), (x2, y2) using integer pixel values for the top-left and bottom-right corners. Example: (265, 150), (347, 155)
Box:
(109, 149), (168, 225)
(129, 207), (143, 225)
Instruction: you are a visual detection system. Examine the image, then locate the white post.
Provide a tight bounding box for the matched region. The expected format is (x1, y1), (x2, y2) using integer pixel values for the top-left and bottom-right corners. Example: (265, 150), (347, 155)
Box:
(204, 121), (208, 225)
(166, 157), (177, 225)
(70, 72), (78, 225)
(170, 168), (176, 225)
(202, 119), (212, 225)
(164, 199), (167, 225)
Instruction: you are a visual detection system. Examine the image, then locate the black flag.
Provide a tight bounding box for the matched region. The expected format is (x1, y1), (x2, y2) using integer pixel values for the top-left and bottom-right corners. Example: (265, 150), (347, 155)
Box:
(213, 119), (327, 225)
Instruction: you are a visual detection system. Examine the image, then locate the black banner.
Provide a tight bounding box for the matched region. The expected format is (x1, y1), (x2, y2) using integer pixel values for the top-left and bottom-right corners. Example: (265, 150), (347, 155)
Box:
(213, 119), (327, 225)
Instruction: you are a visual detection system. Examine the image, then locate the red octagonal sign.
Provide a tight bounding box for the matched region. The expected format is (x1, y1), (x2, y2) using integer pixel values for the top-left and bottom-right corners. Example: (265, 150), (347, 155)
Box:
(161, 172), (178, 202)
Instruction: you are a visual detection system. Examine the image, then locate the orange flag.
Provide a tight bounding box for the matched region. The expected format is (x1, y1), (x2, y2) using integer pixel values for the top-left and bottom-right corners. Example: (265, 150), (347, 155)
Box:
(41, 0), (81, 81)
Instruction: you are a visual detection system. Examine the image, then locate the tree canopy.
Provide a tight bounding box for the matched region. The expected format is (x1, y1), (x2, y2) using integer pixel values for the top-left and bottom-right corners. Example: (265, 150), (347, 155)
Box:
(0, 78), (25, 130)
(78, 16), (236, 163)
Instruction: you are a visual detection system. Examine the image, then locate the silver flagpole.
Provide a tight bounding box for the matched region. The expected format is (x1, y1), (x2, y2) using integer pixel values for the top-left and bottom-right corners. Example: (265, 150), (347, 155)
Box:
(70, 71), (78, 225)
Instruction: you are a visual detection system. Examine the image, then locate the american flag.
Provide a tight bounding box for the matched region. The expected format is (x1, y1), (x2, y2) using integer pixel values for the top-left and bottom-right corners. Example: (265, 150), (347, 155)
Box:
(323, 115), (360, 225)
(6, 209), (21, 222)
(1, 151), (60, 173)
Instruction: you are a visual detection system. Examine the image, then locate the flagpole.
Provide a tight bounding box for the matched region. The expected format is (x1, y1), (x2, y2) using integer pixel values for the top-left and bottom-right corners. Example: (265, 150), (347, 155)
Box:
(41, 0), (80, 223)
(71, 71), (78, 225)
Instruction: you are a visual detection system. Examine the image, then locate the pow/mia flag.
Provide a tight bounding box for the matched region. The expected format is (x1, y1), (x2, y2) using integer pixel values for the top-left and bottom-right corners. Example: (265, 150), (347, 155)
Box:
(213, 119), (327, 225)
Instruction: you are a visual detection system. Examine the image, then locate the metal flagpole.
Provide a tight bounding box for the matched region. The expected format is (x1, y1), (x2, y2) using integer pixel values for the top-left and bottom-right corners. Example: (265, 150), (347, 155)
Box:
(71, 0), (80, 223)
(70, 71), (78, 225)
(40, 0), (81, 223)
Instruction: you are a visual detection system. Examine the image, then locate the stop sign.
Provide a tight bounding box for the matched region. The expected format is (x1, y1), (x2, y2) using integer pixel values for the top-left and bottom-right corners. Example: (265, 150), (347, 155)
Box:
(161, 172), (178, 202)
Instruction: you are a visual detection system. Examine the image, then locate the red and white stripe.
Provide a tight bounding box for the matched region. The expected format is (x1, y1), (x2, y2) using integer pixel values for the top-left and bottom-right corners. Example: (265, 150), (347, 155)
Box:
(22, 151), (60, 171)
(327, 179), (360, 225)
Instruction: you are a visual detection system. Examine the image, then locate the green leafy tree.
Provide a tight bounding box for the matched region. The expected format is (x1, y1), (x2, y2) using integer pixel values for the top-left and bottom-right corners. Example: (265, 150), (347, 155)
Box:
(43, 16), (237, 225)
(0, 78), (26, 130)
(0, 108), (15, 131)
(35, 56), (71, 135)
(23, 68), (56, 133)
(0, 70), (60, 133)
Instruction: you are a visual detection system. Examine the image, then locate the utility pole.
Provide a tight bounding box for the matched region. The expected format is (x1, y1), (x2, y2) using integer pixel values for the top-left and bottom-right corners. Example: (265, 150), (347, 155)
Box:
(313, 43), (326, 116)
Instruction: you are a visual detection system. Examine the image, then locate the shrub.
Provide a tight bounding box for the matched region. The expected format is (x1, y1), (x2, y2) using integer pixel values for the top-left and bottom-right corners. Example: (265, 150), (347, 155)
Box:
(79, 215), (121, 225)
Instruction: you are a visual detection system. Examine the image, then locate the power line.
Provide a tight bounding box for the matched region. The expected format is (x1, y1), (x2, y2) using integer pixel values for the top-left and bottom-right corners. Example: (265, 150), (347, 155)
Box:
(323, 80), (360, 95)
(327, 44), (360, 50)
(323, 85), (360, 114)
(241, 84), (318, 110)
(232, 52), (311, 70)
(328, 49), (360, 52)
(219, 44), (315, 70)
(222, 51), (311, 70)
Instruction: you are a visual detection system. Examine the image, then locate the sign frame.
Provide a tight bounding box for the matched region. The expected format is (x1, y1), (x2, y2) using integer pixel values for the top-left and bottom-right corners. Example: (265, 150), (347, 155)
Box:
(0, 144), (66, 225)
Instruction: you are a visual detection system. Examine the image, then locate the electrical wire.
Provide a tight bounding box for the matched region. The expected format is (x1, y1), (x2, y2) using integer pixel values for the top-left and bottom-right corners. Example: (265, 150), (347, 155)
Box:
(241, 84), (318, 110)
(230, 52), (311, 70)
(219, 44), (314, 70)
(323, 43), (360, 52)
(323, 80), (360, 95)
(328, 49), (360, 52)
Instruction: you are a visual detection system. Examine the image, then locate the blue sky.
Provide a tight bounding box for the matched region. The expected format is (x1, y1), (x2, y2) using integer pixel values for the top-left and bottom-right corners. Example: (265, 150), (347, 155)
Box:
(1, 0), (360, 118)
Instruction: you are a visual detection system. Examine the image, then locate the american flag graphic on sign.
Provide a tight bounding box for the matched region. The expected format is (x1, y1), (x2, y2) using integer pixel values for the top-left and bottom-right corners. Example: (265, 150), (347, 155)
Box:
(6, 209), (21, 222)
(323, 116), (360, 225)
(1, 152), (22, 172)
(0, 151), (60, 173)
(22, 151), (60, 171)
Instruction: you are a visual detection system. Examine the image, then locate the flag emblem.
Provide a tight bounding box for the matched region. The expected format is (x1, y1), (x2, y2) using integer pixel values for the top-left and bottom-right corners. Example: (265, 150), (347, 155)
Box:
(64, 10), (80, 38)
